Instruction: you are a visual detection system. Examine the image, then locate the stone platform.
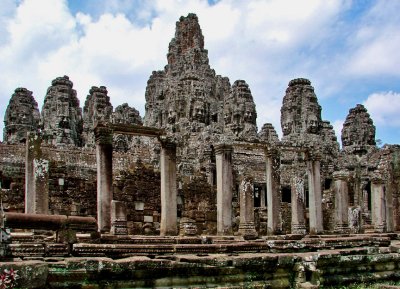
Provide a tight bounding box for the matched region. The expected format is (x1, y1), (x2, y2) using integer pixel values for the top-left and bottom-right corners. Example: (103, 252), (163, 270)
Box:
(2, 233), (400, 288)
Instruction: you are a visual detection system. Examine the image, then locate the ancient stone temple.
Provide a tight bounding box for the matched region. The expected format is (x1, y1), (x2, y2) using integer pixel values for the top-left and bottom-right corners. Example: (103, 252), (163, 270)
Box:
(41, 76), (83, 146)
(82, 86), (113, 147)
(1, 13), (400, 289)
(3, 87), (40, 144)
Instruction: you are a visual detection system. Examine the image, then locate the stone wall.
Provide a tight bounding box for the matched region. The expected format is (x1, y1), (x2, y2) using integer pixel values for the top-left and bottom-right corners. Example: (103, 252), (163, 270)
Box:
(114, 162), (161, 235)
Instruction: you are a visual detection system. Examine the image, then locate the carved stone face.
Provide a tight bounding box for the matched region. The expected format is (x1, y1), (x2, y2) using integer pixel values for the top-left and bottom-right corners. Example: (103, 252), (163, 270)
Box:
(282, 121), (293, 136)
(52, 86), (70, 115)
(167, 108), (176, 124)
(244, 106), (254, 123)
(192, 102), (205, 123)
(341, 129), (351, 146)
(307, 116), (319, 134)
(19, 106), (32, 125)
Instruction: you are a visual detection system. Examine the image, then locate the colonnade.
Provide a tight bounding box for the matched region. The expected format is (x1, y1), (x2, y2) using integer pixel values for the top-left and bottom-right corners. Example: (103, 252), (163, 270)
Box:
(25, 131), (390, 236)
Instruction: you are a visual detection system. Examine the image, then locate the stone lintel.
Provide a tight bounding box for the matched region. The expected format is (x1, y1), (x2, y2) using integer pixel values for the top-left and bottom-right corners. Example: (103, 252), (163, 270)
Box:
(94, 120), (165, 146)
(332, 170), (350, 181)
(112, 123), (164, 137)
(214, 143), (232, 155)
(95, 121), (164, 138)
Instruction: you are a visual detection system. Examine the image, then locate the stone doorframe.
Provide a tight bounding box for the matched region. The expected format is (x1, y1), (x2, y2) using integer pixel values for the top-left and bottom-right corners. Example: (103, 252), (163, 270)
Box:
(94, 122), (178, 236)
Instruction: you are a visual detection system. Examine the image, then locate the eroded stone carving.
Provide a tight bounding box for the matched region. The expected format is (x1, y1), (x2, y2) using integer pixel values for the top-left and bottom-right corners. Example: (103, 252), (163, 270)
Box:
(3, 88), (40, 144)
(143, 14), (257, 141)
(83, 86), (113, 147)
(281, 78), (322, 144)
(224, 80), (258, 140)
(112, 103), (143, 126)
(341, 104), (376, 154)
(258, 123), (279, 144)
(41, 76), (83, 146)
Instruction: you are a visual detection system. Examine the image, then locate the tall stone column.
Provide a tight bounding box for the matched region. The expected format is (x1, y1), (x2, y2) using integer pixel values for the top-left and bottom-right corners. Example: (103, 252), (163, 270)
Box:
(95, 126), (113, 233)
(160, 141), (178, 236)
(385, 182), (394, 233)
(215, 144), (233, 235)
(238, 175), (257, 239)
(371, 172), (386, 233)
(266, 148), (280, 235)
(333, 171), (350, 234)
(307, 153), (323, 234)
(25, 132), (49, 214)
(291, 176), (307, 235)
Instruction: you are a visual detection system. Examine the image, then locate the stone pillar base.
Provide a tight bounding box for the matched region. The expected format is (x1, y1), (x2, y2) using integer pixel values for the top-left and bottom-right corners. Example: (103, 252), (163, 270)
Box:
(374, 223), (386, 233)
(111, 220), (128, 235)
(238, 222), (258, 239)
(291, 224), (307, 235)
(334, 224), (351, 235)
(179, 217), (198, 236)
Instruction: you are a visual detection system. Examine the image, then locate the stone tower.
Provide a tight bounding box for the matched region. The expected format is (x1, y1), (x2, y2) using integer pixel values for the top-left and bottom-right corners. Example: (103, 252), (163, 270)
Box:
(41, 76), (83, 146)
(143, 13), (230, 134)
(112, 103), (143, 152)
(280, 78), (322, 145)
(112, 103), (143, 126)
(341, 104), (376, 154)
(258, 123), (279, 144)
(279, 78), (339, 195)
(144, 13), (258, 141)
(3, 87), (40, 144)
(82, 86), (113, 147)
(223, 80), (258, 140)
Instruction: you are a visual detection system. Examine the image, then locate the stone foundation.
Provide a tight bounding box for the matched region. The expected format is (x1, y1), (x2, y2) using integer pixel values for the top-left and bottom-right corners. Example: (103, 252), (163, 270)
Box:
(2, 234), (400, 289)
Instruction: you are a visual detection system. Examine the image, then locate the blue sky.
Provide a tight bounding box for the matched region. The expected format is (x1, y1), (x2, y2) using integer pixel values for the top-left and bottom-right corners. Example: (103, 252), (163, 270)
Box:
(1, 0), (399, 146)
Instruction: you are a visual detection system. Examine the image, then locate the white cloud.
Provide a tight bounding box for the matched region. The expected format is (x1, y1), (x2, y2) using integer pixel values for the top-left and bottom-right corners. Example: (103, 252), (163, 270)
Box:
(346, 1), (400, 76)
(0, 0), (399, 146)
(243, 0), (346, 49)
(332, 119), (344, 146)
(363, 91), (400, 127)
